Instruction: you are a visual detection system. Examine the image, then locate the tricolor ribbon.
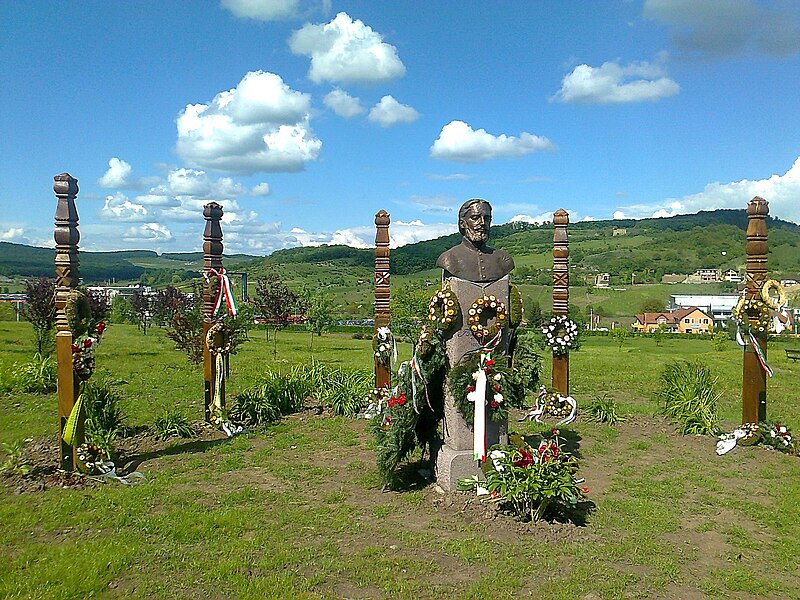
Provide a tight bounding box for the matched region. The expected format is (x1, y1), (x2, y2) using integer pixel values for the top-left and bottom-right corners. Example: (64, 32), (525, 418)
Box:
(410, 352), (431, 414)
(467, 354), (490, 463)
(205, 267), (238, 317)
(748, 332), (773, 377)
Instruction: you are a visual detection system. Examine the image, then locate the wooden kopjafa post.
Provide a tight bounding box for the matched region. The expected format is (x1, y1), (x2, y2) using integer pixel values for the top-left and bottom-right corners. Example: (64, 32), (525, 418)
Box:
(54, 173), (81, 471)
(202, 202), (224, 422)
(552, 208), (570, 396)
(374, 210), (391, 389)
(743, 196), (769, 424)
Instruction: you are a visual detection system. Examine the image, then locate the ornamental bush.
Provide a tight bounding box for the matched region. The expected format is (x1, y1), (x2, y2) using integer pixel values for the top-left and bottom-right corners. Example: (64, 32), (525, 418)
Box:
(655, 361), (720, 435)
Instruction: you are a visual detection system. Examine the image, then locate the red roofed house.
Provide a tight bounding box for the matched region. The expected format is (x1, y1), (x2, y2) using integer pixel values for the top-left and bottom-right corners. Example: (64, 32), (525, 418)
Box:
(632, 306), (714, 335)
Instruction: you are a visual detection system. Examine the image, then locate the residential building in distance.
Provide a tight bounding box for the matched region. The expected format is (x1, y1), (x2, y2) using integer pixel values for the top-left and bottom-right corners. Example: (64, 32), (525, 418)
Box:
(632, 306), (714, 334)
(594, 272), (610, 288)
(686, 268), (721, 283)
(668, 294), (740, 327)
(722, 269), (743, 283)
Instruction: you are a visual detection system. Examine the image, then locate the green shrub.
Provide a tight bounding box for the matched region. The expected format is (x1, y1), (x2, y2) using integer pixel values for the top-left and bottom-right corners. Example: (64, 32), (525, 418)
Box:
(585, 393), (626, 425)
(9, 353), (57, 393)
(153, 409), (196, 440)
(82, 379), (128, 456)
(655, 361), (720, 435)
(1, 439), (31, 476)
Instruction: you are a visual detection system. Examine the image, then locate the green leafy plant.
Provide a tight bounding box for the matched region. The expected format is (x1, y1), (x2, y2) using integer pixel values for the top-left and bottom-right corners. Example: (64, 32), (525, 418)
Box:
(0, 439), (31, 477)
(83, 379), (128, 456)
(711, 330), (728, 352)
(154, 409), (196, 440)
(9, 353), (57, 393)
(459, 431), (587, 522)
(585, 393), (626, 425)
(655, 361), (720, 435)
(611, 327), (630, 351)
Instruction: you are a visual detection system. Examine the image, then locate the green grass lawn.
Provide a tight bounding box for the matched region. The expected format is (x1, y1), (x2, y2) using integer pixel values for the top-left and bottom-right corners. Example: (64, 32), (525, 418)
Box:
(1, 322), (800, 599)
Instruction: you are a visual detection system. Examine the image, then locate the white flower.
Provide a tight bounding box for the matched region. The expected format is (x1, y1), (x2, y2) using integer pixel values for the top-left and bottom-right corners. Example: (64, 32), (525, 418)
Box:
(494, 393), (503, 403)
(494, 373), (501, 381)
(490, 449), (506, 472)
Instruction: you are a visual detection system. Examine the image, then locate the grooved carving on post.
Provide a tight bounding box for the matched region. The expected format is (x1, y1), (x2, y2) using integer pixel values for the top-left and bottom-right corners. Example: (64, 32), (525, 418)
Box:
(53, 173), (81, 471)
(742, 196), (769, 424)
(374, 210), (391, 389)
(203, 202), (224, 421)
(552, 208), (570, 395)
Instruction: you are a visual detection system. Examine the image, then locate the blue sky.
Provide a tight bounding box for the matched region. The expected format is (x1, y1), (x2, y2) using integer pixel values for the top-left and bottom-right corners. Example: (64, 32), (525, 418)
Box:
(1, 0), (799, 255)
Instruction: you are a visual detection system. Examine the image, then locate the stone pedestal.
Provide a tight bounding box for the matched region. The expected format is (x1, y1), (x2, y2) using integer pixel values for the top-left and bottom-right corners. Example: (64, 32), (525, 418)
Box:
(435, 276), (510, 491)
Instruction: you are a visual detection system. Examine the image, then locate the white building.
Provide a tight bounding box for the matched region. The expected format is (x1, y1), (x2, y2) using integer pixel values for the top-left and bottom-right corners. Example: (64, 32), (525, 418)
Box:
(668, 294), (741, 327)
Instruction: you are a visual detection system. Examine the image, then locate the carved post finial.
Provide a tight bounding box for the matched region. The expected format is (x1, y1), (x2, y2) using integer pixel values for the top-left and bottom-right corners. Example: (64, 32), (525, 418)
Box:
(743, 196), (769, 423)
(53, 173), (81, 471)
(552, 208), (570, 395)
(374, 210), (391, 388)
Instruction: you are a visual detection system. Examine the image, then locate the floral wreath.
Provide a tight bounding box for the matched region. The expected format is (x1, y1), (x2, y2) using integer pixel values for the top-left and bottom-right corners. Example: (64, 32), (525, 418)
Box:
(466, 294), (507, 341)
(372, 327), (396, 368)
(524, 386), (577, 425)
(732, 296), (772, 333)
(427, 288), (460, 331)
(761, 279), (787, 310)
(541, 315), (579, 355)
(65, 290), (93, 338)
(206, 321), (233, 355)
(448, 353), (524, 424)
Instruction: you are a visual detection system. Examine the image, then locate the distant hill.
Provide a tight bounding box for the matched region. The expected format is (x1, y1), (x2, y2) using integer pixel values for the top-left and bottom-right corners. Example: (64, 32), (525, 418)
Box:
(4, 210), (800, 285)
(257, 210), (800, 281)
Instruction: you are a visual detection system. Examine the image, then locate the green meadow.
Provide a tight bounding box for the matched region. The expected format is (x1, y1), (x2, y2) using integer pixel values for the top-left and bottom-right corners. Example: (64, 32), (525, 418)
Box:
(1, 321), (800, 599)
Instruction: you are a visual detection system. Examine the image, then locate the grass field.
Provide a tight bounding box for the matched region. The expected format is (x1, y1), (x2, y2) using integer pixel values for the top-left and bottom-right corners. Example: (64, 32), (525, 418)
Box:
(1, 322), (800, 599)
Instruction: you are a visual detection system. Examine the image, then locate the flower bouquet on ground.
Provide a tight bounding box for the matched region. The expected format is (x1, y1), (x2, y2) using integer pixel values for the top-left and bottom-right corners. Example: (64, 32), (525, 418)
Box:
(458, 431), (587, 522)
(716, 421), (798, 456)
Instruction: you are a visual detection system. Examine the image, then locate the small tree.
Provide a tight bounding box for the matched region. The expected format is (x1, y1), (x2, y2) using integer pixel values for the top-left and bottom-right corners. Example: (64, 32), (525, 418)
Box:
(304, 289), (335, 354)
(84, 288), (110, 332)
(130, 289), (152, 335)
(21, 277), (56, 356)
(389, 285), (430, 344)
(253, 275), (307, 356)
(711, 330), (728, 352)
(651, 323), (668, 347)
(151, 285), (187, 327)
(611, 326), (629, 351)
(640, 298), (666, 313)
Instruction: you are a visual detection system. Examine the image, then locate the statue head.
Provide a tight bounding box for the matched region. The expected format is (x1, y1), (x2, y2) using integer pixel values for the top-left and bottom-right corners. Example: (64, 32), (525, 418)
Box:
(458, 199), (492, 245)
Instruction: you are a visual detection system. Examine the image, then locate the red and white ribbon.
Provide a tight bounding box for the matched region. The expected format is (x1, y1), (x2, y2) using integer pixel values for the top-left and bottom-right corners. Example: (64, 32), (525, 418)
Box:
(206, 267), (238, 317)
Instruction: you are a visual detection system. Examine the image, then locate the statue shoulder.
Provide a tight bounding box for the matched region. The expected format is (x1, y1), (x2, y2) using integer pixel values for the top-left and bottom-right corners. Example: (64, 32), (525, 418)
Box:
(436, 246), (458, 270)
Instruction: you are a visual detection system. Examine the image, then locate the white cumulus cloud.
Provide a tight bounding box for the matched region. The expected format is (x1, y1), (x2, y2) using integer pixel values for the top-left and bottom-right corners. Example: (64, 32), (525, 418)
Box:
(176, 70), (321, 174)
(100, 193), (150, 222)
(289, 12), (406, 84)
(251, 182), (272, 196)
(98, 158), (134, 188)
(552, 59), (680, 104)
(0, 227), (25, 241)
(221, 0), (300, 21)
(323, 89), (365, 118)
(430, 121), (554, 162)
(368, 96), (420, 127)
(618, 156), (800, 223)
(613, 211), (627, 219)
(123, 223), (173, 242)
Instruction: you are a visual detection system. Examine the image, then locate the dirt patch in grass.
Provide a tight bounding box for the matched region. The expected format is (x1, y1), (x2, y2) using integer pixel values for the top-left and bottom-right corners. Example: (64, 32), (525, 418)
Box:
(4, 410), (799, 599)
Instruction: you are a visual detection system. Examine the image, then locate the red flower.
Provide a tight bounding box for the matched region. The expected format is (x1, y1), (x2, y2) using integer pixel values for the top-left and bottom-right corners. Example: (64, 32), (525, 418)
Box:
(388, 398), (396, 408)
(513, 449), (534, 468)
(494, 385), (501, 392)
(397, 395), (406, 406)
(551, 428), (560, 435)
(71, 345), (79, 352)
(485, 359), (495, 366)
(581, 487), (589, 493)
(466, 385), (475, 393)
(490, 490), (499, 499)
(83, 338), (93, 348)
(489, 400), (499, 409)
(96, 322), (106, 334)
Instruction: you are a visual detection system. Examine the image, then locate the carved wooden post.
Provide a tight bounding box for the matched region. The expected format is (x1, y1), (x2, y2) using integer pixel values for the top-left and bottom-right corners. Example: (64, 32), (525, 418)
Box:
(54, 173), (81, 471)
(743, 196), (769, 424)
(374, 210), (391, 388)
(552, 208), (570, 395)
(202, 202), (224, 421)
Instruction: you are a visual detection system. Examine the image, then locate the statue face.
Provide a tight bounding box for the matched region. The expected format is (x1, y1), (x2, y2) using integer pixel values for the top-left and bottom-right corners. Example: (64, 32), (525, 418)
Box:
(461, 203), (491, 245)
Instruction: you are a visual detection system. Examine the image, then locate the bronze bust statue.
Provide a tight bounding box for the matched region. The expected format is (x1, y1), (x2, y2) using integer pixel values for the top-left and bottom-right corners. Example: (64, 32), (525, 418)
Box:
(436, 199), (514, 282)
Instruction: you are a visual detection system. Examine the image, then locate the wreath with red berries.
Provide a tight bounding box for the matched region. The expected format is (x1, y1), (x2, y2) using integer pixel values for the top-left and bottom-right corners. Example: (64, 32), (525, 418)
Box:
(448, 353), (525, 424)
